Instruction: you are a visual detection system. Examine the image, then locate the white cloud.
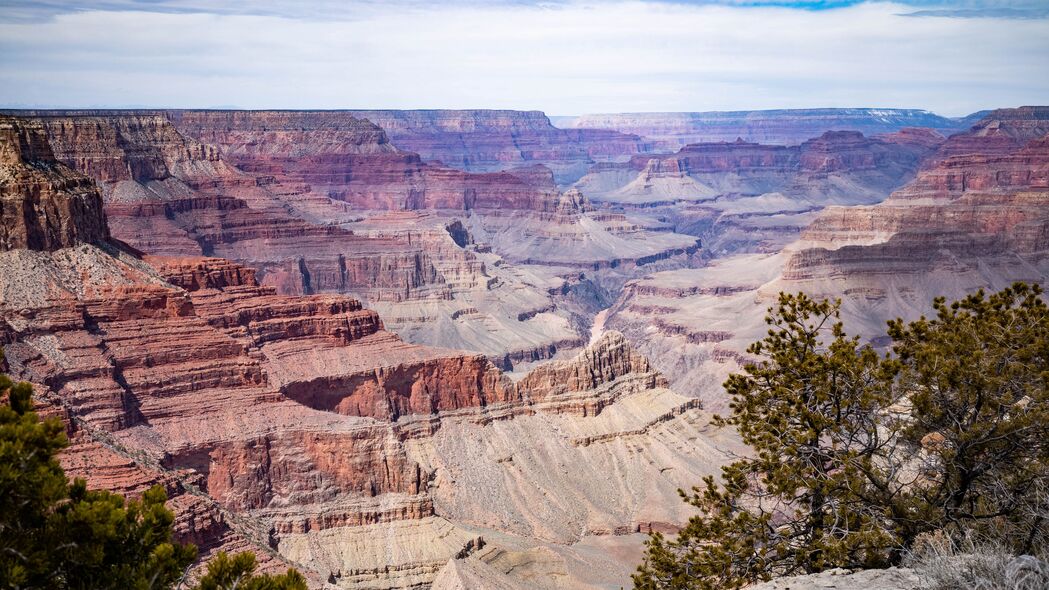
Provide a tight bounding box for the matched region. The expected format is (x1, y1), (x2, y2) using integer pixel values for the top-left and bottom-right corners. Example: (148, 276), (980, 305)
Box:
(0, 1), (1046, 115)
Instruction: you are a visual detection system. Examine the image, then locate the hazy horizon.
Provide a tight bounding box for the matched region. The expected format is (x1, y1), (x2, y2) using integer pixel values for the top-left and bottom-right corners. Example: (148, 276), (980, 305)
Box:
(2, 1), (1048, 117)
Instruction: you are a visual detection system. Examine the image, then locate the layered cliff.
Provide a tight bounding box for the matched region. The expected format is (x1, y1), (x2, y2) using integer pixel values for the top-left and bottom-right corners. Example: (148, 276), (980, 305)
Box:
(604, 107), (1049, 407)
(0, 117), (110, 250)
(164, 110), (569, 212)
(9, 111), (702, 368)
(19, 112), (453, 304)
(784, 108), (1049, 289)
(344, 109), (646, 185)
(0, 117), (738, 589)
(558, 108), (972, 149)
(576, 129), (941, 258)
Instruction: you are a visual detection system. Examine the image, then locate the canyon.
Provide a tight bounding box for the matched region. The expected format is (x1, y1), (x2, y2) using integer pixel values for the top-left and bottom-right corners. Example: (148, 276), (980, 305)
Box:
(2, 102), (1047, 589)
(604, 106), (1049, 407)
(6, 109), (701, 371)
(0, 115), (738, 588)
(555, 108), (983, 150)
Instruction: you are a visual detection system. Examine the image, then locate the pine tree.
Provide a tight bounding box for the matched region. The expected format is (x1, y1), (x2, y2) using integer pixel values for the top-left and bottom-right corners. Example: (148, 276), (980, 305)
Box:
(888, 283), (1049, 554)
(193, 552), (306, 590)
(634, 293), (901, 589)
(633, 284), (1049, 589)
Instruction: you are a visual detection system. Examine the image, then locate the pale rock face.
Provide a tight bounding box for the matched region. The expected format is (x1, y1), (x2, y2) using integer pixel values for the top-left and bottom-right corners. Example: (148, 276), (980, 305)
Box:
(574, 129), (941, 260)
(747, 567), (921, 590)
(342, 109), (646, 186)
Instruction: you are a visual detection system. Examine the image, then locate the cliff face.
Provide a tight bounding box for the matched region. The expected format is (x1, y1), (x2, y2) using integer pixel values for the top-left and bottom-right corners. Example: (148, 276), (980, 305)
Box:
(0, 117), (738, 588)
(0, 117), (109, 250)
(785, 108), (1049, 288)
(164, 110), (570, 212)
(10, 111), (702, 370)
(23, 112), (454, 304)
(603, 108), (1049, 410)
(576, 129), (941, 258)
(559, 108), (971, 149)
(344, 109), (646, 185)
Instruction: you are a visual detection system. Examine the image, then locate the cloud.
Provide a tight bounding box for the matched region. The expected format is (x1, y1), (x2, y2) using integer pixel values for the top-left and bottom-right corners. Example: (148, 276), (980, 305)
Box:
(0, 1), (1047, 115)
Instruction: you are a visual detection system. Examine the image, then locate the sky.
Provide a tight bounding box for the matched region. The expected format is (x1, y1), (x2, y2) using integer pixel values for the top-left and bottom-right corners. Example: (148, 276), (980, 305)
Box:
(0, 0), (1047, 116)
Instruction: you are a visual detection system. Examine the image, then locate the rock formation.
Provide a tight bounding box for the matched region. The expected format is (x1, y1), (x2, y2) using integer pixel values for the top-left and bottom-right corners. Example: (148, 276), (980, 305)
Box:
(0, 116), (739, 588)
(0, 117), (109, 250)
(557, 108), (978, 150)
(343, 109), (646, 185)
(7, 110), (701, 369)
(779, 106), (1049, 326)
(576, 129), (942, 258)
(604, 107), (1049, 408)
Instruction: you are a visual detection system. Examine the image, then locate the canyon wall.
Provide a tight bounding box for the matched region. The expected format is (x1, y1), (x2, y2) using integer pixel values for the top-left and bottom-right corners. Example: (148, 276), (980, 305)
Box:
(576, 128), (942, 258)
(557, 108), (979, 149)
(344, 109), (646, 185)
(0, 115), (738, 588)
(8, 110), (701, 369)
(605, 107), (1049, 408)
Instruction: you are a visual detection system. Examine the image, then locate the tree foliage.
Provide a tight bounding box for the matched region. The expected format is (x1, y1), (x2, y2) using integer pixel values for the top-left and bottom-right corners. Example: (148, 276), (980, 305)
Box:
(634, 284), (1049, 589)
(0, 352), (306, 590)
(194, 552), (306, 590)
(889, 283), (1049, 553)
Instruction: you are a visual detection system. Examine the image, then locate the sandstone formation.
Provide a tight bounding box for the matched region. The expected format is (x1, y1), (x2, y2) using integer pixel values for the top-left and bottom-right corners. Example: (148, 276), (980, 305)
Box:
(778, 106), (1049, 331)
(557, 108), (978, 149)
(344, 110), (646, 185)
(7, 110), (701, 368)
(0, 117), (109, 250)
(605, 107), (1049, 408)
(0, 116), (739, 588)
(576, 129), (942, 258)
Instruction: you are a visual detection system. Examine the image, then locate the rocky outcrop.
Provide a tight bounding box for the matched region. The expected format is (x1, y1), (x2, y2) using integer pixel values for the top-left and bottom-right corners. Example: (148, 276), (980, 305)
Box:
(518, 331), (668, 414)
(748, 567), (921, 590)
(578, 130), (939, 204)
(6, 111), (704, 368)
(2, 244), (733, 586)
(163, 110), (569, 212)
(19, 112), (454, 303)
(558, 108), (972, 149)
(784, 108), (1049, 292)
(0, 117), (109, 250)
(605, 107), (1049, 412)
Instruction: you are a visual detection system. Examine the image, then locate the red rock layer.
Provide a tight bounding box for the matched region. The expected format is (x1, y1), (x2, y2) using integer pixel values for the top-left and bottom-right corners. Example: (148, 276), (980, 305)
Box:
(618, 130), (937, 178)
(19, 113), (453, 302)
(784, 108), (1049, 285)
(518, 331), (669, 415)
(0, 117), (110, 250)
(0, 116), (501, 571)
(163, 110), (568, 212)
(344, 109), (645, 184)
(561, 108), (972, 149)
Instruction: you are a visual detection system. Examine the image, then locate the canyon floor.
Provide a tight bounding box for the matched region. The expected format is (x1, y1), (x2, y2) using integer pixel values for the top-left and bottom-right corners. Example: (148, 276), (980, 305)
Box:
(2, 105), (1047, 589)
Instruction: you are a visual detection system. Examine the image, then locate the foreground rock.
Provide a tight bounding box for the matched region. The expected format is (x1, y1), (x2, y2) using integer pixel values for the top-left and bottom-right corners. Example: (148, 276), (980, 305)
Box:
(748, 568), (920, 590)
